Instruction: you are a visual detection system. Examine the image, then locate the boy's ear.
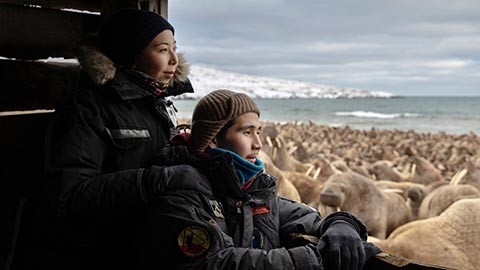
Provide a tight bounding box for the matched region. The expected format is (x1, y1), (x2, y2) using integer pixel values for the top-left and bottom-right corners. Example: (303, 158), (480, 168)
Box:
(208, 137), (218, 149)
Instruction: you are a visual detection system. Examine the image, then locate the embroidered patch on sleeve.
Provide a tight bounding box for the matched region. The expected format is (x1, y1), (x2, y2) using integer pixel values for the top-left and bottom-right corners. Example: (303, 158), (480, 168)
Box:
(177, 225), (210, 257)
(209, 199), (224, 219)
(252, 205), (270, 215)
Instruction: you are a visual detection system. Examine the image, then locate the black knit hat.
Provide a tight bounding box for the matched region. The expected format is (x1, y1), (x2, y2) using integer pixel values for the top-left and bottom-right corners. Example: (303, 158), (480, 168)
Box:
(191, 89), (260, 153)
(99, 9), (174, 67)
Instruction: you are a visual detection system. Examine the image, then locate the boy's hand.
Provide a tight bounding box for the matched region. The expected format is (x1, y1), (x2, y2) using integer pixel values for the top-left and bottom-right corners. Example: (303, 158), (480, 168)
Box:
(316, 220), (366, 270)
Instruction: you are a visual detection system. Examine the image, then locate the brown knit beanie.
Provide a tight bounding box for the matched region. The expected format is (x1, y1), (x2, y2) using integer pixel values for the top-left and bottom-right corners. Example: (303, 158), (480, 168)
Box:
(191, 89), (260, 153)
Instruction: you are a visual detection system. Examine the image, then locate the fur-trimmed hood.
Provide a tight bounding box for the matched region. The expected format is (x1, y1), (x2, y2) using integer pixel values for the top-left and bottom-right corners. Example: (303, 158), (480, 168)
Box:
(76, 42), (191, 87)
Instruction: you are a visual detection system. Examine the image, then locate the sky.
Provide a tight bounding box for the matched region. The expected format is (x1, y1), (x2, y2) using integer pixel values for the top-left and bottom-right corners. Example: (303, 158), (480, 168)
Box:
(168, 0), (480, 96)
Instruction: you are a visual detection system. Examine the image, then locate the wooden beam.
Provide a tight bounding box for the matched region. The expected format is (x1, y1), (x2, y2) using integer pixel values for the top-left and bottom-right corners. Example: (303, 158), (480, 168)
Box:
(0, 1), (168, 16)
(0, 3), (101, 59)
(0, 0), (149, 12)
(101, 0), (138, 17)
(0, 0), (102, 11)
(0, 59), (80, 111)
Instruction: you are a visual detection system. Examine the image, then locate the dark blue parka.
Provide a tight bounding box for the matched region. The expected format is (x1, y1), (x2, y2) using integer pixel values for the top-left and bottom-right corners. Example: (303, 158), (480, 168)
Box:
(43, 47), (193, 269)
(137, 151), (368, 270)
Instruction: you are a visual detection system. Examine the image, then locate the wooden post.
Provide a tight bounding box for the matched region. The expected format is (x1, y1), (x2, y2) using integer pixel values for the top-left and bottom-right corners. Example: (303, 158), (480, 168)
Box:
(159, 0), (168, 18)
(136, 0), (167, 18)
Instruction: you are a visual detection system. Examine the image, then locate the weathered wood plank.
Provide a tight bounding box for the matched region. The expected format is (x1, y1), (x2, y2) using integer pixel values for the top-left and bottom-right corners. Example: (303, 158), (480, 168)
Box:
(0, 59), (80, 111)
(159, 0), (168, 18)
(0, 1), (169, 60)
(0, 0), (161, 12)
(0, 0), (103, 11)
(137, 0), (167, 17)
(0, 3), (101, 59)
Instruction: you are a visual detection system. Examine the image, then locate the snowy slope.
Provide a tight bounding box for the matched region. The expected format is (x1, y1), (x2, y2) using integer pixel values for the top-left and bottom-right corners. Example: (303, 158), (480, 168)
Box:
(177, 65), (394, 99)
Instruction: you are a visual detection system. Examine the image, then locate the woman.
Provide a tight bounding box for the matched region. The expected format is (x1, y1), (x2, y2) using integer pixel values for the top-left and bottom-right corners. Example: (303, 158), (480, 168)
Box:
(43, 9), (193, 269)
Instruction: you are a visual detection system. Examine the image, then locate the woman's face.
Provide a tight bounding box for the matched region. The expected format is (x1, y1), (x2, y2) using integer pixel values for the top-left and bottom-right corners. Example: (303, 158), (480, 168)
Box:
(134, 30), (178, 84)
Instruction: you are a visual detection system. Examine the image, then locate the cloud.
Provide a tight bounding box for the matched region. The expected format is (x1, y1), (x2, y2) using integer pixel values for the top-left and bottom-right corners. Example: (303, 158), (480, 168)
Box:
(422, 59), (474, 69)
(305, 42), (382, 53)
(170, 0), (480, 96)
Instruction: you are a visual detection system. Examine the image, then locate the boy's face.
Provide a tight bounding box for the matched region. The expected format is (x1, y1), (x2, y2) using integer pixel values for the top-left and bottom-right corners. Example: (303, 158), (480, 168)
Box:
(134, 30), (178, 84)
(209, 112), (262, 163)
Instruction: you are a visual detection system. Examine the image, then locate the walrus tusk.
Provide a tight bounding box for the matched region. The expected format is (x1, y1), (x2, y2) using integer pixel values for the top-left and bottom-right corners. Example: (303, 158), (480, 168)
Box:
(275, 137), (282, 148)
(409, 163), (416, 180)
(273, 147), (277, 160)
(382, 188), (404, 194)
(450, 168), (467, 185)
(266, 136), (273, 148)
(305, 165), (315, 177)
(287, 146), (298, 155)
(313, 167), (322, 180)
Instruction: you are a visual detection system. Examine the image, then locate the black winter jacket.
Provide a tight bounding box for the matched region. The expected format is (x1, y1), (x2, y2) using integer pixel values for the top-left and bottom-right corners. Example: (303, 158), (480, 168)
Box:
(43, 48), (193, 269)
(137, 151), (368, 270)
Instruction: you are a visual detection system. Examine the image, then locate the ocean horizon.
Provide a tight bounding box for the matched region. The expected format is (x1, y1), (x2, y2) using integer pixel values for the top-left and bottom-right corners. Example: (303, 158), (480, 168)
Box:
(172, 96), (480, 135)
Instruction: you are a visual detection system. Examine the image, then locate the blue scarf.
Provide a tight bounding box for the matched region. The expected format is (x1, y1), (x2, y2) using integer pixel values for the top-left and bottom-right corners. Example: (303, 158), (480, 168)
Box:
(207, 148), (264, 185)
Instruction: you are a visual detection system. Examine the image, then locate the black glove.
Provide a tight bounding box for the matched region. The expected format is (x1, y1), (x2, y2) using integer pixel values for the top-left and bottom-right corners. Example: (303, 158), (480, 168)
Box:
(150, 144), (195, 167)
(364, 241), (382, 261)
(317, 220), (365, 270)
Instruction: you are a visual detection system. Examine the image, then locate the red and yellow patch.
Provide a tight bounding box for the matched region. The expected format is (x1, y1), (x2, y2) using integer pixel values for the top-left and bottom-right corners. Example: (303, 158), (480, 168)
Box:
(252, 205), (270, 215)
(177, 225), (210, 257)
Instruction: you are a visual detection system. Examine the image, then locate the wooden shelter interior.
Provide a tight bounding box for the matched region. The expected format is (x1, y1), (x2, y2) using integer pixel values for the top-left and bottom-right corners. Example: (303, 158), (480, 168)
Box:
(0, 1), (168, 269)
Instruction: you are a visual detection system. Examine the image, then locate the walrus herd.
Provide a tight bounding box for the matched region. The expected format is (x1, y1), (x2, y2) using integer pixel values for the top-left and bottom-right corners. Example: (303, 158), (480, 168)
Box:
(258, 121), (480, 270)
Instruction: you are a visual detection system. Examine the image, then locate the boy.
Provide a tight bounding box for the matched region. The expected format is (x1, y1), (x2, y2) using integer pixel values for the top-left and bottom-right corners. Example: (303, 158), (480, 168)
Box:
(138, 89), (380, 270)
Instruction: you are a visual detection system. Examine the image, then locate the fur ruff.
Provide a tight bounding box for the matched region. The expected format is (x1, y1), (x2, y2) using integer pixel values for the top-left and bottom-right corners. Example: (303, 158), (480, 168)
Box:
(77, 42), (190, 86)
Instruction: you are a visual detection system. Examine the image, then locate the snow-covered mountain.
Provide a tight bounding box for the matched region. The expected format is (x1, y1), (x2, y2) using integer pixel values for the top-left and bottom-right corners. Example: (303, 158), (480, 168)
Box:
(177, 65), (395, 99)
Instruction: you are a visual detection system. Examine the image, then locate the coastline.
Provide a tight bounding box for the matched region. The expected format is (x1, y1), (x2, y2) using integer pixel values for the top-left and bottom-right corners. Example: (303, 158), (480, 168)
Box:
(174, 96), (480, 135)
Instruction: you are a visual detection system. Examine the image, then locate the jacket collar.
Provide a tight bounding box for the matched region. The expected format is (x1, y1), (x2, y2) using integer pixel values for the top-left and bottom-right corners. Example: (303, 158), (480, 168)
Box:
(205, 153), (276, 202)
(110, 70), (152, 100)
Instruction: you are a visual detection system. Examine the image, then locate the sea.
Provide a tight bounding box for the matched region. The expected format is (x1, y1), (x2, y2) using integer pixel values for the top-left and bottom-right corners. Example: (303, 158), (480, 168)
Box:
(172, 96), (480, 135)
